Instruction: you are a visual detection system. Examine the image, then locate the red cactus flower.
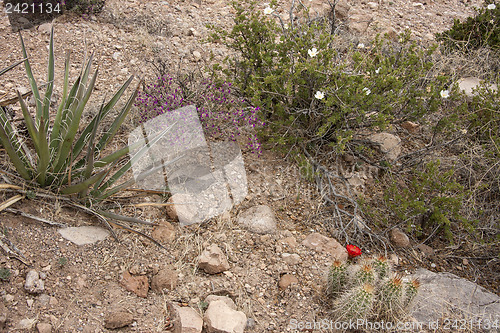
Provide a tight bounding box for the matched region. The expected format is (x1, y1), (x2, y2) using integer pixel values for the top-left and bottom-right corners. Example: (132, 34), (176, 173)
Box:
(346, 244), (362, 258)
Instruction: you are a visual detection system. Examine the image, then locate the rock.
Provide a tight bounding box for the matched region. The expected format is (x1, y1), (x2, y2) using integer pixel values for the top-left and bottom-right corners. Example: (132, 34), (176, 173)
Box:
(193, 50), (202, 60)
(382, 26), (399, 41)
(58, 226), (110, 246)
(120, 271), (149, 298)
(246, 318), (256, 330)
(279, 274), (299, 289)
(281, 236), (297, 248)
(205, 295), (236, 309)
(401, 121), (420, 133)
(416, 243), (434, 256)
(37, 23), (52, 34)
(368, 132), (402, 161)
(237, 205), (277, 234)
(3, 294), (14, 302)
(24, 269), (45, 294)
(348, 13), (373, 34)
(301, 233), (348, 262)
(166, 193), (197, 223)
(36, 322), (52, 333)
(204, 299), (247, 333)
(282, 253), (301, 265)
(0, 302), (7, 330)
(187, 27), (199, 36)
(104, 310), (134, 329)
(198, 244), (230, 274)
(38, 293), (50, 306)
(390, 228), (410, 247)
(112, 52), (122, 61)
(410, 268), (500, 325)
(151, 266), (178, 292)
(457, 77), (498, 97)
(307, 0), (350, 20)
(17, 318), (37, 330)
(335, 1), (350, 20)
(167, 302), (203, 333)
(367, 2), (379, 10)
(152, 221), (176, 243)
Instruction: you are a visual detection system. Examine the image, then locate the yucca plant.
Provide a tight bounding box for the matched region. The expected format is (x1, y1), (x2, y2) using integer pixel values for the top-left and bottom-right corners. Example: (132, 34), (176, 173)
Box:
(0, 27), (173, 207)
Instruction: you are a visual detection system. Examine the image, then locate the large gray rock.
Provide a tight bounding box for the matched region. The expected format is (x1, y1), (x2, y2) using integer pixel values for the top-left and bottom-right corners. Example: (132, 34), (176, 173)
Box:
(237, 205), (277, 234)
(410, 268), (500, 326)
(204, 298), (247, 333)
(368, 132), (402, 161)
(58, 226), (110, 246)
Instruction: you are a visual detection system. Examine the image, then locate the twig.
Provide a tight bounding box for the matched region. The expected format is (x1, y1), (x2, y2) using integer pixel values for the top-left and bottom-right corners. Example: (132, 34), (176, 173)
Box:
(0, 236), (30, 266)
(3, 207), (68, 228)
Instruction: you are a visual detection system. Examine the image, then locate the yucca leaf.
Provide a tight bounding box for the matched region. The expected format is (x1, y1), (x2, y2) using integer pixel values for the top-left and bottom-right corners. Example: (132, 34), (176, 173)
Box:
(0, 58), (26, 76)
(60, 170), (108, 195)
(80, 52), (94, 88)
(35, 116), (50, 186)
(53, 68), (98, 174)
(41, 26), (54, 128)
(58, 75), (82, 141)
(95, 80), (141, 152)
(96, 156), (180, 202)
(92, 134), (154, 168)
(49, 51), (71, 152)
(17, 90), (41, 150)
(0, 108), (31, 180)
(19, 32), (42, 122)
(72, 75), (134, 161)
(93, 122), (175, 199)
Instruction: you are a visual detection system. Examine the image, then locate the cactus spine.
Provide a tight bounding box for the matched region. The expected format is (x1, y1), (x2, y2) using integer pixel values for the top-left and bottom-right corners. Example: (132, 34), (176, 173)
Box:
(327, 260), (348, 296)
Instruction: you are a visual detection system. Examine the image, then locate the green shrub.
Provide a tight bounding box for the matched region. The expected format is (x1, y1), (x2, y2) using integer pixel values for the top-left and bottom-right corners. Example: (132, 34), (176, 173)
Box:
(384, 160), (474, 242)
(0, 268), (11, 281)
(62, 0), (105, 15)
(207, 1), (448, 153)
(436, 1), (499, 52)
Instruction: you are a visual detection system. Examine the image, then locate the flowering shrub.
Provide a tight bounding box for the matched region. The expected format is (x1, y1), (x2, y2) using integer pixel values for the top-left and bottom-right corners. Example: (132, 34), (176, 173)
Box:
(135, 75), (265, 155)
(207, 0), (448, 153)
(436, 1), (499, 52)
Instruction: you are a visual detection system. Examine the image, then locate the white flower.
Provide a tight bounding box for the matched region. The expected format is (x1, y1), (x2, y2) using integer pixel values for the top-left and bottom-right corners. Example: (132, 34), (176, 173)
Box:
(363, 87), (371, 95)
(487, 3), (496, 10)
(264, 6), (273, 15)
(283, 23), (289, 29)
(315, 91), (325, 100)
(460, 128), (468, 135)
(375, 67), (381, 74)
(357, 43), (365, 49)
(440, 90), (450, 98)
(308, 47), (318, 58)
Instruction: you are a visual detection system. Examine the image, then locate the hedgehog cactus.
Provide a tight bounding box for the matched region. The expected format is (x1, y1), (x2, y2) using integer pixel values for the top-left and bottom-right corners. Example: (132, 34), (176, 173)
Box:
(335, 284), (375, 321)
(377, 274), (404, 319)
(326, 251), (419, 323)
(327, 260), (348, 296)
(354, 263), (376, 286)
(373, 256), (390, 280)
(403, 278), (420, 307)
